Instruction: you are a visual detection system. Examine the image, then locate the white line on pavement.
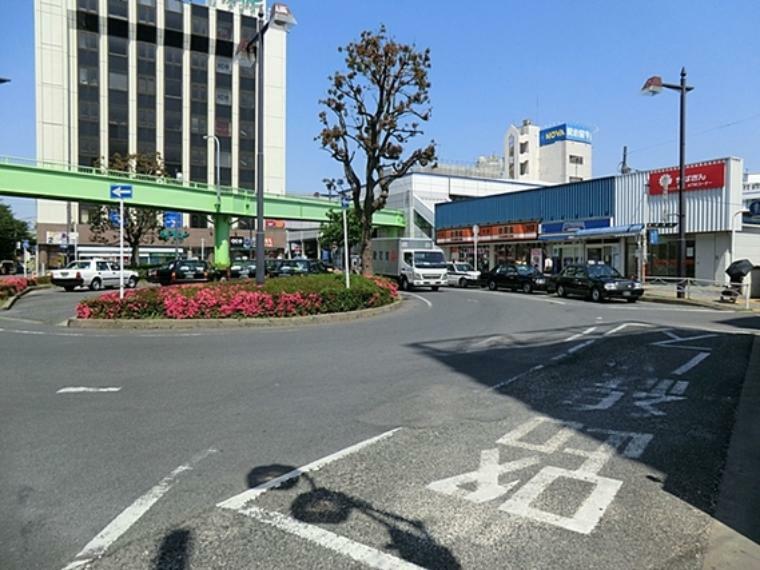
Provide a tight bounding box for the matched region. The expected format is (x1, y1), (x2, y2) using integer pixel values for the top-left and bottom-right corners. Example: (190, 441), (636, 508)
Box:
(567, 339), (596, 354)
(218, 428), (401, 511)
(57, 386), (122, 394)
(61, 448), (218, 570)
(603, 323), (654, 336)
(239, 506), (424, 570)
(401, 292), (433, 309)
(673, 352), (711, 376)
(490, 364), (545, 391)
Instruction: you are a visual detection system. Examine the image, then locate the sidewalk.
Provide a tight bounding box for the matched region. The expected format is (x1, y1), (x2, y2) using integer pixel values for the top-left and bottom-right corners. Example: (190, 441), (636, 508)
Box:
(703, 335), (760, 569)
(643, 288), (760, 312)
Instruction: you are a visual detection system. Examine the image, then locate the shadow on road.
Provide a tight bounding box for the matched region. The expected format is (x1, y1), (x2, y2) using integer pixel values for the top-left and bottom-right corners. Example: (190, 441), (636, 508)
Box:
(246, 465), (461, 570)
(152, 528), (192, 570)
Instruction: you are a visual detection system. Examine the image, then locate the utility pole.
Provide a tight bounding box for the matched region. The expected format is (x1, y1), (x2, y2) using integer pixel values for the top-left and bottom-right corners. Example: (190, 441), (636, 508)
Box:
(620, 146), (632, 174)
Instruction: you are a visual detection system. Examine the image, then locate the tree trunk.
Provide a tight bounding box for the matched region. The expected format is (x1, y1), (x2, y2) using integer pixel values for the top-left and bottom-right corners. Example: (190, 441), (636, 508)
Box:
(360, 222), (373, 276)
(130, 242), (139, 268)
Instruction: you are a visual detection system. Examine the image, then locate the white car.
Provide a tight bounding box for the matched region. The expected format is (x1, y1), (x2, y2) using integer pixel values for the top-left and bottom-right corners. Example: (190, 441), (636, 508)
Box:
(50, 259), (139, 292)
(446, 262), (481, 288)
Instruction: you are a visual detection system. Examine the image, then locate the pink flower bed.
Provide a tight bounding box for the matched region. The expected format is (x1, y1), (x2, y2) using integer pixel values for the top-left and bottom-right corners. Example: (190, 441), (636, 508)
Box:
(0, 277), (36, 301)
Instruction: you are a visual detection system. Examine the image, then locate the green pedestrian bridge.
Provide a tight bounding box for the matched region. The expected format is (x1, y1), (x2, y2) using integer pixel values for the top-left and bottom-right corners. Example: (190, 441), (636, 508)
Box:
(0, 157), (404, 267)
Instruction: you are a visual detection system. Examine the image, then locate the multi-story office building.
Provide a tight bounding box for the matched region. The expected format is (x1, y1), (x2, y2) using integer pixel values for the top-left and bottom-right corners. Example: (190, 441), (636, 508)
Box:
(34, 0), (288, 266)
(504, 119), (593, 184)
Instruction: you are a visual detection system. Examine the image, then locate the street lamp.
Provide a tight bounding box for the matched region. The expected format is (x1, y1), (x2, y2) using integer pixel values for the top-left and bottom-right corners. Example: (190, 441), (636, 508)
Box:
(241, 3), (297, 285)
(730, 209), (751, 266)
(0, 77), (10, 84)
(203, 134), (221, 209)
(642, 68), (694, 298)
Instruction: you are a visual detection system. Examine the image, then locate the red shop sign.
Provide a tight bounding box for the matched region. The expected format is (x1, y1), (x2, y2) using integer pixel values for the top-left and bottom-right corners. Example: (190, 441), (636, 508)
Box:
(648, 162), (725, 195)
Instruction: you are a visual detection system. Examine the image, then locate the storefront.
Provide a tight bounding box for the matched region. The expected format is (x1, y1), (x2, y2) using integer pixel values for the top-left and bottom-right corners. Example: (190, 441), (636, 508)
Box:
(436, 221), (540, 272)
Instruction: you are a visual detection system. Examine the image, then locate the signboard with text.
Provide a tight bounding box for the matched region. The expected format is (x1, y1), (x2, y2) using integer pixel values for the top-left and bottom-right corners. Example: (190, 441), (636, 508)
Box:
(436, 222), (539, 245)
(539, 124), (592, 146)
(648, 162), (725, 195)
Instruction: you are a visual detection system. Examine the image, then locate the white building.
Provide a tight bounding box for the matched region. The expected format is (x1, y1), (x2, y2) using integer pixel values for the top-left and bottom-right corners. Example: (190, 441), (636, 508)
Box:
(34, 0), (288, 265)
(504, 119), (593, 183)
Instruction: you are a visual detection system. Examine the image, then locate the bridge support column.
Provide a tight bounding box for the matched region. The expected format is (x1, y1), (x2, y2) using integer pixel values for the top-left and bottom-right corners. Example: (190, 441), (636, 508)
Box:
(213, 214), (231, 269)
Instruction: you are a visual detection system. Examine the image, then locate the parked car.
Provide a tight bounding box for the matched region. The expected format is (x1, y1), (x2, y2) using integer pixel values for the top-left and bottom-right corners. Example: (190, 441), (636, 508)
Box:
(213, 260), (256, 281)
(148, 259), (211, 286)
(482, 264), (547, 294)
(0, 260), (23, 275)
(270, 259), (328, 277)
(446, 262), (481, 288)
(50, 259), (139, 292)
(549, 263), (644, 302)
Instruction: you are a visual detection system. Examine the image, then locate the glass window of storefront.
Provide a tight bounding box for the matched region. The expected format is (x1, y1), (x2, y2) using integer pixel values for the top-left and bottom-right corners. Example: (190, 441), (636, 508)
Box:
(647, 238), (696, 278)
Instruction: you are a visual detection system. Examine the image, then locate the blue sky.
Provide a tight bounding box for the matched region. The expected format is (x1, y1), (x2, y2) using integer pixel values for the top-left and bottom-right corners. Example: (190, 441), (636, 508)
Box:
(2, 0), (759, 221)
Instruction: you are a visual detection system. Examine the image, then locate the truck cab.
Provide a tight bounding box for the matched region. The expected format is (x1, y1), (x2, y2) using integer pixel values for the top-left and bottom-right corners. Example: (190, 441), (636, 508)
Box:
(372, 237), (447, 292)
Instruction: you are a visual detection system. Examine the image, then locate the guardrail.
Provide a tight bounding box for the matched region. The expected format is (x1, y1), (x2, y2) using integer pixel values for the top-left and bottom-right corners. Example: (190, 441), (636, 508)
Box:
(644, 276), (751, 309)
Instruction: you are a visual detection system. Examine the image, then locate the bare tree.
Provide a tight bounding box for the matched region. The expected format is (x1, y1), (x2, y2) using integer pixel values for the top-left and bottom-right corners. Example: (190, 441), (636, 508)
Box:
(317, 26), (436, 275)
(89, 153), (165, 267)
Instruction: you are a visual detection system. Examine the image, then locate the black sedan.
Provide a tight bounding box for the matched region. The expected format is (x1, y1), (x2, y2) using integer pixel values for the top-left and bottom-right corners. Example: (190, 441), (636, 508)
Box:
(213, 260), (256, 281)
(148, 259), (211, 286)
(482, 264), (548, 294)
(269, 259), (328, 277)
(550, 263), (644, 302)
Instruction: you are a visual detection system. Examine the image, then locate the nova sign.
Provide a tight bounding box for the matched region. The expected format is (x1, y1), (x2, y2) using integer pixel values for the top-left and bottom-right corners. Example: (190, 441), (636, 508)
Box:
(539, 124), (592, 146)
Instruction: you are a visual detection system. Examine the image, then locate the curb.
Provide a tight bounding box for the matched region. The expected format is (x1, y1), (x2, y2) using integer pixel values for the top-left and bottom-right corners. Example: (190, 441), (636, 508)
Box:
(0, 285), (48, 311)
(641, 293), (754, 312)
(702, 335), (760, 569)
(67, 298), (404, 329)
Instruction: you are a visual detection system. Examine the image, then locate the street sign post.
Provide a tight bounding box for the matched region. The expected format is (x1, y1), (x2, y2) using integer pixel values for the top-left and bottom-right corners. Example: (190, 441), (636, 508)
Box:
(341, 195), (351, 289)
(110, 184), (133, 299)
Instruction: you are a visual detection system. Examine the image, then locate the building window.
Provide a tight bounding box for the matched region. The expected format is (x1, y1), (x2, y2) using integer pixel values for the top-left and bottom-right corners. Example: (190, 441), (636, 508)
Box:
(165, 0), (183, 31)
(109, 72), (128, 91)
(216, 88), (232, 105)
(191, 5), (209, 36)
(137, 0), (155, 24)
(216, 11), (233, 41)
(519, 161), (529, 176)
(216, 58), (232, 75)
(190, 213), (208, 229)
(78, 0), (98, 13)
(79, 67), (98, 86)
(519, 141), (529, 154)
(569, 176), (583, 182)
(508, 135), (515, 158)
(108, 0), (127, 19)
(569, 155), (584, 165)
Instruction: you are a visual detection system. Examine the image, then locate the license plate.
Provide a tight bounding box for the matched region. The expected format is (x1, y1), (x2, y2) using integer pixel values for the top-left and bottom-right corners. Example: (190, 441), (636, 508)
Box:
(623, 291), (631, 297)
(60, 272), (68, 277)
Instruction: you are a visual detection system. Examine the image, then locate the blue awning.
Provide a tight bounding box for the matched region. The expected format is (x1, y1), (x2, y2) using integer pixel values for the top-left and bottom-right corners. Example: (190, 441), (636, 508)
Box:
(572, 224), (644, 238)
(538, 233), (577, 242)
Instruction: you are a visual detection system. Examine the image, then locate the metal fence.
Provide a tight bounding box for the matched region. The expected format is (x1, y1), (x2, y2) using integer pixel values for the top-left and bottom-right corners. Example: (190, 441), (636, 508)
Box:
(644, 276), (751, 309)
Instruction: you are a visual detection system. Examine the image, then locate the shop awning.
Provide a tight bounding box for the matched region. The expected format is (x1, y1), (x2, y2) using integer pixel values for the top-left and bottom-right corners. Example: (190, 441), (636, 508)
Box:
(571, 224), (644, 238)
(538, 233), (577, 242)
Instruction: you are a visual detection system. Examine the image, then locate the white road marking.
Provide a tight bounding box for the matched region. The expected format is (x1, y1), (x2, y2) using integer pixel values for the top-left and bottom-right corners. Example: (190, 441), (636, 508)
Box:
(489, 364), (544, 391)
(582, 326), (597, 335)
(401, 292), (432, 309)
(238, 506), (424, 570)
(458, 288), (566, 305)
(671, 381), (690, 396)
(603, 322), (654, 336)
(57, 386), (122, 394)
(567, 339), (596, 354)
(672, 352), (711, 376)
(218, 428), (401, 510)
(61, 448), (217, 570)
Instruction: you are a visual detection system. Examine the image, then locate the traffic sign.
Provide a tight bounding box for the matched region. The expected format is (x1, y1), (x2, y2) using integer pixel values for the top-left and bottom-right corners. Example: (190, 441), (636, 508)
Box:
(109, 209), (121, 227)
(648, 229), (659, 245)
(110, 184), (133, 199)
(341, 195), (350, 209)
(164, 211), (182, 229)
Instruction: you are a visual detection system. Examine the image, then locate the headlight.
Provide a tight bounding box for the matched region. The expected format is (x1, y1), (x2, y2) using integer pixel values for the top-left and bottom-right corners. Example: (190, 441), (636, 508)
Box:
(604, 283), (617, 290)
(535, 278), (545, 284)
(413, 272), (422, 280)
(633, 281), (643, 289)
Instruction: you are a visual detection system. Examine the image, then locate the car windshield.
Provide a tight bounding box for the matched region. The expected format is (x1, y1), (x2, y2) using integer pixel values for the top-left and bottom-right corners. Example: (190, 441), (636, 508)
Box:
(177, 261), (206, 271)
(414, 251), (446, 268)
(455, 263), (473, 272)
(588, 265), (622, 278)
(516, 265), (538, 276)
(65, 261), (91, 269)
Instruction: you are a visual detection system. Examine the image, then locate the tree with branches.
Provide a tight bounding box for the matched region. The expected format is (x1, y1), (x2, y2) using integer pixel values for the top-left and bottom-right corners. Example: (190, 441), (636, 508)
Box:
(317, 26), (436, 275)
(89, 153), (165, 267)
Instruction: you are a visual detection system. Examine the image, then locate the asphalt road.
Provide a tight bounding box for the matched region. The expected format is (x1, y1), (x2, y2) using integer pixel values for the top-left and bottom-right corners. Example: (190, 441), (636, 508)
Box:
(1, 286), (758, 569)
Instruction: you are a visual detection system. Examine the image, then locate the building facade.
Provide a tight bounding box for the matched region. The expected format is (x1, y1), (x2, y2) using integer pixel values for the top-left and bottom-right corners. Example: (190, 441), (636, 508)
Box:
(34, 0), (288, 266)
(504, 119), (593, 183)
(435, 157), (757, 289)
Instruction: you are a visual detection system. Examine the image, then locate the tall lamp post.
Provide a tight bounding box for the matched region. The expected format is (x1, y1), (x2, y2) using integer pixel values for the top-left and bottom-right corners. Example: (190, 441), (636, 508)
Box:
(730, 209), (750, 266)
(241, 3), (296, 285)
(642, 68), (694, 298)
(203, 134), (221, 209)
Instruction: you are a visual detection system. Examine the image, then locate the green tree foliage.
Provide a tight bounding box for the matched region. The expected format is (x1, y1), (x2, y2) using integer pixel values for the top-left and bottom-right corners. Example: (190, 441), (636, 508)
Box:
(317, 26), (436, 275)
(319, 208), (362, 251)
(89, 153), (165, 267)
(0, 201), (31, 260)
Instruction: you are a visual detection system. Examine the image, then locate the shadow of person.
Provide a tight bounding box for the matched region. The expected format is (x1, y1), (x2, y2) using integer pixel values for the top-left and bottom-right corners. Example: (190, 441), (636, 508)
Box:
(152, 528), (192, 570)
(289, 480), (461, 570)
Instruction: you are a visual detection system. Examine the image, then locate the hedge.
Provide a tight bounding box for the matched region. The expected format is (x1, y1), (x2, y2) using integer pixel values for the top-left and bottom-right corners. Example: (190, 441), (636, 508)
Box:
(76, 274), (398, 320)
(0, 277), (36, 302)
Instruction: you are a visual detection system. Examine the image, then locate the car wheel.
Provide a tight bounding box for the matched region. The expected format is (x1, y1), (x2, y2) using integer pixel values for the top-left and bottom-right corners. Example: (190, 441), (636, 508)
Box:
(400, 276), (409, 291)
(488, 280), (497, 291)
(90, 278), (102, 291)
(557, 284), (567, 298)
(591, 287), (603, 303)
(522, 282), (532, 294)
(459, 278), (467, 288)
(127, 276), (137, 289)
(626, 297), (638, 303)
(431, 286), (440, 292)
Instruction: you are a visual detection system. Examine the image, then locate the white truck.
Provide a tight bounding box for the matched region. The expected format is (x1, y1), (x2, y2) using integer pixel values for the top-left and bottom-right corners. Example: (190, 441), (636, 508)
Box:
(372, 237), (448, 291)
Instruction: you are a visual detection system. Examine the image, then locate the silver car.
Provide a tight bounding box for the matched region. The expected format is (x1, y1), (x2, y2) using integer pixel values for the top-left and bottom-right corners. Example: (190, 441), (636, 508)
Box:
(446, 262), (481, 288)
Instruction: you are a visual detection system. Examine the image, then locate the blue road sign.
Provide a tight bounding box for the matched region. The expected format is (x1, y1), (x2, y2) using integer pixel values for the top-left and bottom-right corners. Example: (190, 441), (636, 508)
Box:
(110, 184), (133, 199)
(341, 195), (350, 209)
(109, 209), (121, 226)
(649, 229), (659, 245)
(243, 237), (252, 249)
(164, 211), (182, 229)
